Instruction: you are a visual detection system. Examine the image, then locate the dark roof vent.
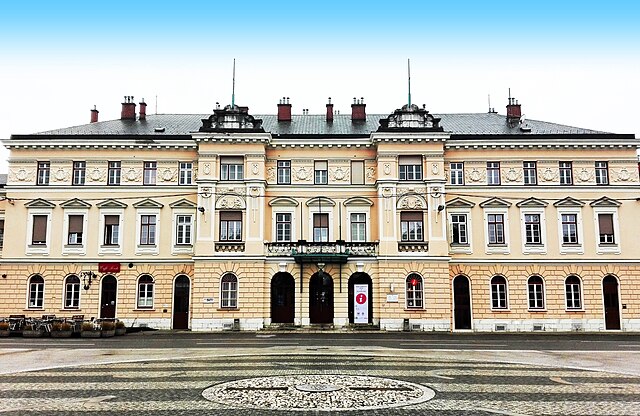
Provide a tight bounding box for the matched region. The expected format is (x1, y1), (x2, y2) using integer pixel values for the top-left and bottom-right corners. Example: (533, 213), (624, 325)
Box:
(154, 127), (165, 133)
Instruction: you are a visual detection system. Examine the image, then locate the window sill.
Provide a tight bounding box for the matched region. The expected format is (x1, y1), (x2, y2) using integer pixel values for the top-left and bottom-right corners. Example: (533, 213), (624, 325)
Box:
(24, 308), (44, 311)
(61, 308), (81, 311)
(527, 309), (547, 313)
(133, 308), (155, 311)
(404, 308), (425, 311)
(565, 309), (585, 313)
(217, 308), (239, 311)
(490, 308), (511, 312)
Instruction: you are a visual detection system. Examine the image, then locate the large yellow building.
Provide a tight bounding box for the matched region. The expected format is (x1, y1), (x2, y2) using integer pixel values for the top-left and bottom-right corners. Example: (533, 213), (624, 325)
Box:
(1, 96), (638, 332)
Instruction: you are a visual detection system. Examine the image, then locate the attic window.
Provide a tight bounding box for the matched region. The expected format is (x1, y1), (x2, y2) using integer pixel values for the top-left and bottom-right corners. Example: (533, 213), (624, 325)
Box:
(154, 127), (166, 133)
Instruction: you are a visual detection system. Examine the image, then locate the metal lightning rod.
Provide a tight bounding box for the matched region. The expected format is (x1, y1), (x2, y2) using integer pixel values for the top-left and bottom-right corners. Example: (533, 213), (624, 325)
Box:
(231, 59), (236, 108)
(407, 58), (411, 107)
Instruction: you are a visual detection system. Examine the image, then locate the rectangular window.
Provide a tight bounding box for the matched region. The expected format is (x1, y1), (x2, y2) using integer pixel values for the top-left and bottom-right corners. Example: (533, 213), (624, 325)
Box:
(179, 162), (193, 185)
(487, 214), (505, 244)
(0, 219), (4, 249)
(29, 280), (44, 308)
(221, 278), (238, 309)
(64, 279), (80, 309)
(72, 161), (86, 185)
(277, 160), (291, 184)
(491, 281), (507, 309)
(487, 162), (500, 185)
(400, 211), (423, 242)
(31, 215), (47, 245)
(350, 213), (366, 242)
(561, 214), (578, 244)
(598, 213), (614, 244)
(143, 161), (157, 185)
(276, 213), (292, 242)
(104, 215), (120, 246)
(559, 162), (573, 185)
(140, 215), (157, 245)
(528, 281), (545, 309)
(67, 215), (84, 245)
(351, 161), (365, 185)
(451, 214), (468, 244)
(314, 161), (328, 184)
(176, 215), (193, 245)
(399, 156), (422, 181)
(220, 211), (242, 241)
(524, 214), (541, 244)
(595, 161), (609, 185)
(450, 162), (464, 185)
(313, 213), (329, 242)
(138, 282), (153, 308)
(523, 161), (537, 185)
(37, 161), (50, 185)
(220, 156), (244, 181)
(108, 161), (121, 185)
(566, 280), (582, 309)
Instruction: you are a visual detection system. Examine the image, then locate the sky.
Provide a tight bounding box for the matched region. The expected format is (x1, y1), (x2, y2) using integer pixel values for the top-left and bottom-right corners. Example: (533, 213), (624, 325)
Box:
(1, 1), (639, 173)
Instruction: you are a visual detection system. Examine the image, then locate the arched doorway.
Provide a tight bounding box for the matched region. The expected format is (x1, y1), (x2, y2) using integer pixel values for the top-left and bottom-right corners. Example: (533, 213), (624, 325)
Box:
(348, 273), (373, 324)
(309, 271), (333, 324)
(173, 275), (190, 329)
(603, 275), (621, 330)
(271, 272), (295, 324)
(453, 275), (472, 330)
(100, 275), (117, 319)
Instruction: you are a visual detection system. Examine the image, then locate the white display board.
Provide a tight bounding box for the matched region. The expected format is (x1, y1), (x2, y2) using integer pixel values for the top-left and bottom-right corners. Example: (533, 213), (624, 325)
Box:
(354, 284), (369, 324)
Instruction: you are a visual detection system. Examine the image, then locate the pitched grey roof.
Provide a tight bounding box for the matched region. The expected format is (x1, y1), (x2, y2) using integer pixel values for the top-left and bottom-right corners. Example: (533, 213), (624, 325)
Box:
(26, 112), (612, 137)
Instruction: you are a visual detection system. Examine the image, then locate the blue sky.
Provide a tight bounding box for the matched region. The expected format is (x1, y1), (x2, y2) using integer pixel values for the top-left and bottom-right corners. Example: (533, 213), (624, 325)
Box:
(1, 1), (639, 171)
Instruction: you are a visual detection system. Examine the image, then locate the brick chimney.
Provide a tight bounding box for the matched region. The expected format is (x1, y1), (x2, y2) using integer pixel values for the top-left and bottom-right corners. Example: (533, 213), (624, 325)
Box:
(506, 97), (521, 121)
(121, 95), (136, 120)
(326, 97), (333, 122)
(90, 105), (99, 123)
(351, 97), (366, 121)
(277, 97), (292, 122)
(139, 99), (147, 120)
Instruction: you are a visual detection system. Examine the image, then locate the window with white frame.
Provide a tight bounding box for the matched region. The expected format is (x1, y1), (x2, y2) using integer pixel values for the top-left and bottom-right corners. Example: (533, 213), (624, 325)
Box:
(220, 273), (238, 308)
(559, 161), (573, 185)
(556, 206), (583, 254)
(565, 275), (582, 310)
(64, 275), (80, 309)
(527, 275), (545, 310)
(524, 213), (542, 244)
(137, 275), (154, 308)
(176, 215), (193, 245)
(561, 213), (579, 244)
(597, 213), (615, 244)
(450, 214), (468, 245)
(518, 204), (547, 254)
(399, 156), (422, 181)
(400, 211), (423, 242)
(350, 213), (366, 242)
(277, 160), (291, 184)
(276, 213), (292, 242)
(220, 211), (242, 241)
(592, 205), (620, 254)
(351, 160), (365, 185)
(72, 161), (86, 185)
(28, 275), (44, 309)
(487, 213), (505, 244)
(221, 156), (244, 181)
(140, 215), (157, 245)
(490, 275), (508, 309)
(67, 215), (84, 245)
(31, 215), (48, 245)
(143, 161), (157, 185)
(313, 213), (329, 242)
(595, 161), (609, 185)
(486, 162), (500, 185)
(103, 215), (120, 246)
(37, 161), (50, 185)
(314, 161), (328, 184)
(26, 205), (53, 254)
(523, 161), (537, 185)
(108, 161), (121, 185)
(406, 274), (424, 309)
(450, 162), (464, 185)
(179, 162), (193, 185)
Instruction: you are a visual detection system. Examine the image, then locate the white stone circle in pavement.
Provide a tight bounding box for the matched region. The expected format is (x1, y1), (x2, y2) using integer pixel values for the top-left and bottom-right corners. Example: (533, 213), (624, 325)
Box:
(202, 374), (436, 411)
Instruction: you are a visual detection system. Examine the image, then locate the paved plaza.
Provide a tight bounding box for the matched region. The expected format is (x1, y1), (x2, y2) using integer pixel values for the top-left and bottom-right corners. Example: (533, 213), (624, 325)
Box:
(1, 333), (640, 415)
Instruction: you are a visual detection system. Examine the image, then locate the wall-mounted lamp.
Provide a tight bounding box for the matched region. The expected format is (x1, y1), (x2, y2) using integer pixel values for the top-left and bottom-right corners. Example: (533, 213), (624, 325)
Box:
(81, 271), (98, 290)
(437, 205), (445, 212)
(198, 206), (205, 213)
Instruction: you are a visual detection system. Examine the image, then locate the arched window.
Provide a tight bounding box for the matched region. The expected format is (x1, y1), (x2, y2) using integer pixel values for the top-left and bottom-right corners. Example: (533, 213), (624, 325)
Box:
(565, 275), (582, 309)
(64, 275), (80, 309)
(221, 273), (238, 308)
(490, 275), (508, 309)
(527, 275), (545, 310)
(28, 275), (45, 309)
(137, 275), (154, 309)
(405, 273), (423, 309)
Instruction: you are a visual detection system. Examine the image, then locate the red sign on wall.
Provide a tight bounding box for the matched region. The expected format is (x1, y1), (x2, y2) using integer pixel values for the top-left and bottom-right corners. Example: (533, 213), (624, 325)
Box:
(98, 262), (121, 274)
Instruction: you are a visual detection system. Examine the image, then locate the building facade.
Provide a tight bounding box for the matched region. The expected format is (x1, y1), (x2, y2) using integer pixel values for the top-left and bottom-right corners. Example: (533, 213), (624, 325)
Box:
(1, 95), (639, 332)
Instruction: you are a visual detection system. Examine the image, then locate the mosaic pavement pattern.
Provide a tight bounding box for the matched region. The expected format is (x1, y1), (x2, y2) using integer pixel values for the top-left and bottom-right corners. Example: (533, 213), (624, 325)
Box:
(1, 354), (640, 415)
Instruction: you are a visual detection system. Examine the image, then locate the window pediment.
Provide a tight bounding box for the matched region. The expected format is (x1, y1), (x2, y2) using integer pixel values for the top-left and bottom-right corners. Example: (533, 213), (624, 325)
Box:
(97, 199), (128, 209)
(446, 197), (475, 208)
(553, 196), (585, 207)
(479, 197), (511, 208)
(25, 198), (56, 208)
(306, 197), (336, 207)
(60, 198), (92, 209)
(133, 198), (164, 209)
(269, 196), (299, 207)
(343, 197), (373, 207)
(169, 198), (197, 209)
(516, 197), (548, 208)
(589, 196), (621, 207)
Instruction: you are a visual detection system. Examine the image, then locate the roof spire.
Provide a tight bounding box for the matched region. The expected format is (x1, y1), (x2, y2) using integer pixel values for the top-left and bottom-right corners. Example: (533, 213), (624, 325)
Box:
(407, 58), (412, 107)
(231, 58), (236, 108)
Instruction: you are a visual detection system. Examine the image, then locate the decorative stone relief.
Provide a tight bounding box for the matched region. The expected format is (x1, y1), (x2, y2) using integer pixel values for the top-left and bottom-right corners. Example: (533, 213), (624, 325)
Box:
(293, 166), (312, 181)
(383, 163), (391, 175)
(431, 163), (439, 175)
(9, 167), (33, 182)
(89, 168), (106, 182)
(540, 167), (558, 182)
(125, 167), (141, 182)
(248, 187), (260, 197)
(504, 168), (521, 182)
(467, 168), (485, 182)
(267, 167), (276, 182)
(161, 168), (176, 182)
(381, 187), (393, 198)
(201, 187), (212, 198)
(397, 195), (427, 209)
(203, 163), (211, 175)
(397, 187), (426, 196)
(329, 167), (349, 182)
(614, 168), (632, 182)
(216, 195), (246, 209)
(576, 168), (593, 183)
(251, 163), (259, 175)
(53, 168), (70, 182)
(366, 166), (375, 181)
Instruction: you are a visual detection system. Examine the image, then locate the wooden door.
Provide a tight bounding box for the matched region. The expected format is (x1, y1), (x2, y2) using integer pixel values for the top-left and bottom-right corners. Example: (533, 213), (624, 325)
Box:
(603, 276), (621, 330)
(309, 272), (333, 324)
(100, 275), (117, 319)
(453, 275), (472, 330)
(271, 273), (295, 324)
(173, 275), (190, 330)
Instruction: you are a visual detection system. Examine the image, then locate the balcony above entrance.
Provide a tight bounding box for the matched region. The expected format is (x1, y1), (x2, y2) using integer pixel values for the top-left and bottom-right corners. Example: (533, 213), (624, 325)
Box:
(266, 240), (378, 263)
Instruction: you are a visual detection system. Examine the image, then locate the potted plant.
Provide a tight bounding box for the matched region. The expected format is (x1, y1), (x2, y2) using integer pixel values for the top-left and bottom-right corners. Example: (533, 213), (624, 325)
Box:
(115, 321), (127, 336)
(80, 322), (101, 338)
(101, 321), (116, 338)
(0, 322), (10, 337)
(50, 321), (73, 338)
(22, 322), (44, 338)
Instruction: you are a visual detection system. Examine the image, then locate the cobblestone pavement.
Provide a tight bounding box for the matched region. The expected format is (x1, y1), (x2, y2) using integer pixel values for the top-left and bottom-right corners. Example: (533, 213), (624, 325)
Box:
(1, 353), (640, 416)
